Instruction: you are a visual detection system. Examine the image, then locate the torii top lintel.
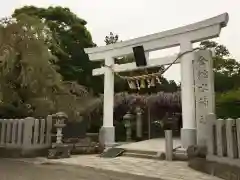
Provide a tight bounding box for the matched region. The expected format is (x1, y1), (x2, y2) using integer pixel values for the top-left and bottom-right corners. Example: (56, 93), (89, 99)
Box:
(84, 13), (228, 61)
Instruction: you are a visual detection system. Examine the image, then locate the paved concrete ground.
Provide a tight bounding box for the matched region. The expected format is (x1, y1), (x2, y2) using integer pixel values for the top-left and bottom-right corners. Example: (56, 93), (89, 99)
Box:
(118, 138), (181, 152)
(13, 155), (221, 180)
(0, 158), (159, 180)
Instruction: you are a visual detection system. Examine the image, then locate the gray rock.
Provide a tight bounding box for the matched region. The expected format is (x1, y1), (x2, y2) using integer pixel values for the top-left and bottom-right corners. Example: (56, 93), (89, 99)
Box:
(187, 145), (207, 159)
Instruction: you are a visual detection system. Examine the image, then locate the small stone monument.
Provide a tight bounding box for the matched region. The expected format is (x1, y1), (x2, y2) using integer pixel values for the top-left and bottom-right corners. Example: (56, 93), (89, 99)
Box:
(47, 112), (73, 159)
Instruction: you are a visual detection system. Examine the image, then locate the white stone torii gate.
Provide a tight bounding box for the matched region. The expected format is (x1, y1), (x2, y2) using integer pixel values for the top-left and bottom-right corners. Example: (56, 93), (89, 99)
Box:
(84, 13), (228, 148)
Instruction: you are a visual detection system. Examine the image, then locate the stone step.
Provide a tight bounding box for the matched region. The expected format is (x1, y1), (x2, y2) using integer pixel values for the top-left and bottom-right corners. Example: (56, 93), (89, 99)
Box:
(121, 147), (188, 161)
(123, 152), (160, 160)
(122, 149), (164, 160)
(124, 149), (158, 156)
(174, 150), (187, 156)
(173, 147), (188, 161)
(174, 147), (187, 152)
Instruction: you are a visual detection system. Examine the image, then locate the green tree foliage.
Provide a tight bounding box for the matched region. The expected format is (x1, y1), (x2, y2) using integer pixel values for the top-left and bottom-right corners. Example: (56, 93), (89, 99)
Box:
(216, 90), (240, 118)
(13, 6), (103, 94)
(200, 40), (240, 92)
(0, 14), (100, 120)
(105, 32), (119, 45)
(0, 14), (61, 117)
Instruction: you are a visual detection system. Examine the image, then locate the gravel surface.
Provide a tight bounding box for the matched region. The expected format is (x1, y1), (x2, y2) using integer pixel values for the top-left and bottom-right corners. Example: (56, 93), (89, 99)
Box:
(0, 159), (159, 180)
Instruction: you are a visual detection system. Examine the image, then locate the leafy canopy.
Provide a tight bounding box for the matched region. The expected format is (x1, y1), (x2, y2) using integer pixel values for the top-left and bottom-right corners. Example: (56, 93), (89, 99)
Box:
(13, 6), (103, 94)
(200, 40), (240, 92)
(0, 14), (99, 120)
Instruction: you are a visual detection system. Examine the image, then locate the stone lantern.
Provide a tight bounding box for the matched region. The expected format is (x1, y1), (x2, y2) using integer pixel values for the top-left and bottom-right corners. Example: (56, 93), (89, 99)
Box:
(53, 112), (67, 145)
(123, 111), (133, 142)
(47, 112), (73, 159)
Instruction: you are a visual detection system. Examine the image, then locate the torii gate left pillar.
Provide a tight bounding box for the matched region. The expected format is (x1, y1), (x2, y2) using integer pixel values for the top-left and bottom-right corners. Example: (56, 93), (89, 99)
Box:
(100, 56), (115, 147)
(84, 13), (228, 148)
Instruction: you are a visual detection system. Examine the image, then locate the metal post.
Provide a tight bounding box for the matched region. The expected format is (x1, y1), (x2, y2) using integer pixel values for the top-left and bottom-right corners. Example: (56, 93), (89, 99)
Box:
(165, 130), (173, 161)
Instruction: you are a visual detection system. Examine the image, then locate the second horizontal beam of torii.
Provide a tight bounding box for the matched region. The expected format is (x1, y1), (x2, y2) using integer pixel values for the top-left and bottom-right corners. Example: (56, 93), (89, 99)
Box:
(92, 54), (179, 76)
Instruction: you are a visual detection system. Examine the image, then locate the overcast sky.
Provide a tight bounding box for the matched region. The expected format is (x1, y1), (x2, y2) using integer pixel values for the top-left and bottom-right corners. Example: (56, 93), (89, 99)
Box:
(1, 0), (239, 82)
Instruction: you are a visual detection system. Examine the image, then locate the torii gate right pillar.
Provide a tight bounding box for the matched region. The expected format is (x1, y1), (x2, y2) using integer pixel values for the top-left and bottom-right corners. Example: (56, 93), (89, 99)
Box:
(180, 40), (196, 148)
